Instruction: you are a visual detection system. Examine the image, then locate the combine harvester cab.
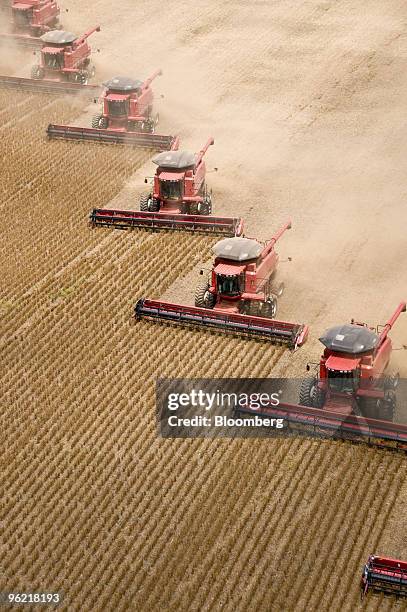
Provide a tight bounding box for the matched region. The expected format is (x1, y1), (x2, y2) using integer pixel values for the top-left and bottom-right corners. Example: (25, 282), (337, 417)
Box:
(361, 555), (407, 598)
(135, 221), (309, 348)
(235, 302), (407, 450)
(47, 71), (175, 149)
(0, 0), (61, 48)
(89, 137), (244, 236)
(0, 25), (101, 94)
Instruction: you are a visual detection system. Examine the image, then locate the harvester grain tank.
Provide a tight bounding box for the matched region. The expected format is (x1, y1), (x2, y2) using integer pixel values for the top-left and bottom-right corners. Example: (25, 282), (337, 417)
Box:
(0, 0), (61, 48)
(89, 137), (244, 236)
(135, 221), (309, 348)
(361, 555), (407, 598)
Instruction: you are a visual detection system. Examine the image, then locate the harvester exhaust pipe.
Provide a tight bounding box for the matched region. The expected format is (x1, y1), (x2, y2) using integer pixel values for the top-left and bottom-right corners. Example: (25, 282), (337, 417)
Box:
(196, 137), (214, 166)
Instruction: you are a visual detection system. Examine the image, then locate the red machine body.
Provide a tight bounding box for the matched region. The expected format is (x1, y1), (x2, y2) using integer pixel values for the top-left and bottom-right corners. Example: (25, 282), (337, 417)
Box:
(31, 26), (100, 84)
(361, 555), (407, 598)
(141, 137), (214, 215)
(12, 0), (60, 36)
(195, 221), (291, 318)
(92, 73), (161, 133)
(234, 302), (406, 450)
(300, 302), (406, 420)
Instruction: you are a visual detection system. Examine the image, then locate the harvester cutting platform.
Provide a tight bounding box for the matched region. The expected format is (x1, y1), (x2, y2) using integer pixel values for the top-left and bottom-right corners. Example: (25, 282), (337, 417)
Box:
(90, 137), (243, 236)
(361, 555), (407, 598)
(0, 25), (101, 94)
(236, 302), (407, 450)
(0, 0), (62, 48)
(47, 72), (175, 149)
(135, 221), (309, 348)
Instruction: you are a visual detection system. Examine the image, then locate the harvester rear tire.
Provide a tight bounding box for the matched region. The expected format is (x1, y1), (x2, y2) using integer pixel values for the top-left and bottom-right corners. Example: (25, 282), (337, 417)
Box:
(195, 283), (215, 309)
(299, 377), (324, 408)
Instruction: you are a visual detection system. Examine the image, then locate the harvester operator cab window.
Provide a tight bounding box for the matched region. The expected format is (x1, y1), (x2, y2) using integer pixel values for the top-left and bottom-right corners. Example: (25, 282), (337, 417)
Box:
(216, 274), (242, 297)
(327, 370), (359, 394)
(44, 53), (63, 69)
(160, 180), (183, 200)
(108, 99), (129, 117)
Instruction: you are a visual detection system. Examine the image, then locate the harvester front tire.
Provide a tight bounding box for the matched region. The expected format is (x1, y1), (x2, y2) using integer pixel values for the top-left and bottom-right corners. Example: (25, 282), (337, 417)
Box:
(31, 65), (44, 80)
(139, 193), (150, 211)
(199, 201), (211, 216)
(299, 377), (324, 408)
(263, 297), (277, 319)
(149, 198), (160, 212)
(92, 115), (108, 129)
(195, 284), (215, 309)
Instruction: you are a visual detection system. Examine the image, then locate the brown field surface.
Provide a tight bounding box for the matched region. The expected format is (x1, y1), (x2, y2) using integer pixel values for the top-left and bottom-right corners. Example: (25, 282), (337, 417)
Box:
(1, 1), (407, 611)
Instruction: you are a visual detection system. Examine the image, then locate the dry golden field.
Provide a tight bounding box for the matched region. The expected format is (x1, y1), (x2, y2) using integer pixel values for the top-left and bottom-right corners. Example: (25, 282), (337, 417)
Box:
(0, 87), (406, 612)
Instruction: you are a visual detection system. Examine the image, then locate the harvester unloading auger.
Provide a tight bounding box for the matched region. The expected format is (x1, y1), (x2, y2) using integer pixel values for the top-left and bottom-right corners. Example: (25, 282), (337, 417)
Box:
(0, 0), (62, 49)
(47, 72), (175, 149)
(90, 137), (244, 236)
(235, 302), (407, 451)
(135, 221), (309, 348)
(0, 25), (101, 95)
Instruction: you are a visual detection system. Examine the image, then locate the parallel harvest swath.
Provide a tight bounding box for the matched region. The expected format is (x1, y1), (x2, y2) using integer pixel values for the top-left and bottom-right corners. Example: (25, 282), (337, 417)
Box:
(0, 75), (100, 95)
(135, 299), (309, 349)
(234, 400), (407, 451)
(47, 124), (176, 150)
(90, 209), (244, 237)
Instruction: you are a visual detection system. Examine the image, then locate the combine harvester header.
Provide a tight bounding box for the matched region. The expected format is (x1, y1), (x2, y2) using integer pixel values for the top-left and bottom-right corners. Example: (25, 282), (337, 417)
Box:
(361, 555), (407, 598)
(235, 302), (407, 451)
(135, 221), (309, 348)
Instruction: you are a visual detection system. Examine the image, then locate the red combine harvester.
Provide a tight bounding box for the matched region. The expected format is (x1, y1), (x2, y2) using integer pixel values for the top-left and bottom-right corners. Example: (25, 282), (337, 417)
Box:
(361, 555), (407, 598)
(0, 26), (101, 95)
(135, 221), (309, 348)
(30, 26), (99, 83)
(47, 72), (174, 149)
(0, 0), (61, 48)
(235, 302), (407, 450)
(298, 302), (406, 420)
(90, 137), (243, 236)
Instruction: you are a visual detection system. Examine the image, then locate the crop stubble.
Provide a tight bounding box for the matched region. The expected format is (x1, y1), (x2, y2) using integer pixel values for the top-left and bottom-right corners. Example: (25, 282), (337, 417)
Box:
(0, 90), (406, 612)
